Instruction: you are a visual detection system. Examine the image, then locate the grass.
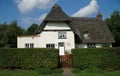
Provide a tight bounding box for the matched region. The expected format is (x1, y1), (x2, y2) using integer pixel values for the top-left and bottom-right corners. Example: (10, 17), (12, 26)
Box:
(75, 71), (120, 76)
(0, 69), (62, 76)
(73, 67), (120, 76)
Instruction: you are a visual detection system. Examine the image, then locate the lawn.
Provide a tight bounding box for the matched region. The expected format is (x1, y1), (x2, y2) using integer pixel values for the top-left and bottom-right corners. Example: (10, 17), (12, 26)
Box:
(74, 71), (120, 76)
(73, 67), (120, 76)
(0, 70), (62, 76)
(75, 71), (120, 76)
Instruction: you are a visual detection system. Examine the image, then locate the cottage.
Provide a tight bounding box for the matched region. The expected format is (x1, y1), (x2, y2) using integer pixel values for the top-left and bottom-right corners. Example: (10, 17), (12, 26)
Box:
(17, 4), (115, 55)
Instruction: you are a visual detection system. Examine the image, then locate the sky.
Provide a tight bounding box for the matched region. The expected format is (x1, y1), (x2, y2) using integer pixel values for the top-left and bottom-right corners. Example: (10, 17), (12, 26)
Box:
(0, 0), (120, 29)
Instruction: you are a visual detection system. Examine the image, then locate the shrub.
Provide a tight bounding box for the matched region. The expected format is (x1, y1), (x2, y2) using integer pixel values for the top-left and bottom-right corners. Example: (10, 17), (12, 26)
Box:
(72, 48), (120, 71)
(0, 48), (59, 69)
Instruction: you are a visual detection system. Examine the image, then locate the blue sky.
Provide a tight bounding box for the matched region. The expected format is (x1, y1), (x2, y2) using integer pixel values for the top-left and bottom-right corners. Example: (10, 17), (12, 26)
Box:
(0, 0), (120, 29)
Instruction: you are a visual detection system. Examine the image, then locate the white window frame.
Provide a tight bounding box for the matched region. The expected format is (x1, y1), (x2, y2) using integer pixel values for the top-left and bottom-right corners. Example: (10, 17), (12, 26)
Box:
(30, 43), (34, 48)
(25, 43), (34, 48)
(58, 31), (67, 39)
(25, 43), (29, 48)
(87, 43), (96, 48)
(83, 31), (90, 39)
(46, 44), (55, 48)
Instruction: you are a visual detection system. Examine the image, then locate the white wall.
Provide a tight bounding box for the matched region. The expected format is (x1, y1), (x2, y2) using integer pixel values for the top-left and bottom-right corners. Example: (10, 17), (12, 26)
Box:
(17, 22), (75, 52)
(44, 22), (71, 30)
(96, 44), (112, 48)
(76, 43), (112, 48)
(17, 31), (75, 51)
(17, 35), (40, 48)
(39, 31), (75, 51)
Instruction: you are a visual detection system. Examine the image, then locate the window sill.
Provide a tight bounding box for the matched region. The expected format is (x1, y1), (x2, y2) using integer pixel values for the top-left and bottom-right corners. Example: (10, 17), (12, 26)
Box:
(58, 38), (67, 39)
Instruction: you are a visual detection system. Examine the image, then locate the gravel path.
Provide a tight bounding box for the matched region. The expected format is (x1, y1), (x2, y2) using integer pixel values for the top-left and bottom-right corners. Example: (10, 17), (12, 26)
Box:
(62, 68), (74, 76)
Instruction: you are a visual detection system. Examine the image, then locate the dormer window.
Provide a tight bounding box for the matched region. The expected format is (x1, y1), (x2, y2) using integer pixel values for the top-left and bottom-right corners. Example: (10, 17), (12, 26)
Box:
(83, 31), (90, 39)
(58, 31), (67, 39)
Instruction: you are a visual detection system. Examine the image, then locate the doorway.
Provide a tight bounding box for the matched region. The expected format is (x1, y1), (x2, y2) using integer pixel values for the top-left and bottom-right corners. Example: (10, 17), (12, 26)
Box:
(58, 42), (65, 55)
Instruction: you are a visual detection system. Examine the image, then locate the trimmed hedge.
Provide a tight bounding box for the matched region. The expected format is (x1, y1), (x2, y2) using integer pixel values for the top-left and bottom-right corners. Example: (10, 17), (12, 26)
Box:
(72, 48), (120, 70)
(0, 48), (59, 69)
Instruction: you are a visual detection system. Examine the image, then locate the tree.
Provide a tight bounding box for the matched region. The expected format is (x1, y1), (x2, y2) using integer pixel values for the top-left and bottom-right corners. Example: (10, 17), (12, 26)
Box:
(0, 23), (8, 47)
(2, 20), (26, 48)
(105, 10), (120, 47)
(27, 23), (38, 35)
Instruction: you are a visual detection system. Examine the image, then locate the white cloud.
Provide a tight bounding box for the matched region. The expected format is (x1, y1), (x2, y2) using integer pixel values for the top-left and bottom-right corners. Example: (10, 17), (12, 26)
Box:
(21, 13), (47, 26)
(72, 0), (99, 17)
(13, 0), (58, 13)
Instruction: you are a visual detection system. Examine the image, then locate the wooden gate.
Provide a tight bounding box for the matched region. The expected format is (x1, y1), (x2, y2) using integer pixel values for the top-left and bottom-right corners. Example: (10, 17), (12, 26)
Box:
(59, 54), (73, 68)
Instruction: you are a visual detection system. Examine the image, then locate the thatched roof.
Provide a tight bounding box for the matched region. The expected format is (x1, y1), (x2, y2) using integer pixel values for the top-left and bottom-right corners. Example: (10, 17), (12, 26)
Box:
(35, 4), (70, 34)
(69, 17), (115, 43)
(35, 4), (115, 43)
(44, 4), (70, 21)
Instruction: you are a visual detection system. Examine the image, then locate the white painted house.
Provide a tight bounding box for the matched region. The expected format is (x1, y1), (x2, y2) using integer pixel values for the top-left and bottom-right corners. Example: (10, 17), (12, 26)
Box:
(17, 4), (115, 55)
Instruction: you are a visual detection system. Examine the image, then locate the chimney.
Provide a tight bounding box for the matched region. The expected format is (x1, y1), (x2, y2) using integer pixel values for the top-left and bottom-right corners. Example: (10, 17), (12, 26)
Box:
(97, 12), (102, 20)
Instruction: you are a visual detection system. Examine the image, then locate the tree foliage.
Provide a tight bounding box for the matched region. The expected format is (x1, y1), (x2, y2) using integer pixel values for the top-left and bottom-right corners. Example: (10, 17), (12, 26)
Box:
(27, 23), (38, 35)
(0, 20), (26, 48)
(0, 23), (8, 47)
(0, 20), (39, 48)
(105, 10), (120, 47)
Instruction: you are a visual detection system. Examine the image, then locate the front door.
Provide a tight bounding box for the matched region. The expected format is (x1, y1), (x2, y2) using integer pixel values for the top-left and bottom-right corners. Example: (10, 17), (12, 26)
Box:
(58, 42), (65, 55)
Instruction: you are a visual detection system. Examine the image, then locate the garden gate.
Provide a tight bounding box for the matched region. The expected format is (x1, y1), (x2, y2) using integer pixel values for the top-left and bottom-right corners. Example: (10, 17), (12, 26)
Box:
(59, 54), (73, 68)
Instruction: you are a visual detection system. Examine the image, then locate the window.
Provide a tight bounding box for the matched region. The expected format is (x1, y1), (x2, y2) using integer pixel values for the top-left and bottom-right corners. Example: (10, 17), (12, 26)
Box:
(58, 42), (64, 47)
(30, 43), (34, 48)
(58, 31), (67, 39)
(25, 43), (34, 48)
(46, 44), (55, 48)
(87, 43), (96, 48)
(83, 31), (90, 39)
(25, 43), (29, 48)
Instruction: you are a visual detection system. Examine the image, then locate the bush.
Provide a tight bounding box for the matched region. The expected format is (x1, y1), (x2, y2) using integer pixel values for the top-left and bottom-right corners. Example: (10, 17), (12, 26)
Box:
(0, 48), (59, 69)
(72, 48), (120, 71)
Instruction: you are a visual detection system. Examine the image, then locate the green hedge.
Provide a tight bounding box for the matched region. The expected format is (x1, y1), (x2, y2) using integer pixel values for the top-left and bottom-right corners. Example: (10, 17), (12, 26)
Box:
(72, 48), (120, 70)
(0, 48), (59, 69)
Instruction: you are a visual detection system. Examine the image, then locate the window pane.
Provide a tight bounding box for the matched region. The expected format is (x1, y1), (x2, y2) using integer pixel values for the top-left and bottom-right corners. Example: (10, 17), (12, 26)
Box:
(46, 44), (55, 48)
(59, 43), (64, 47)
(25, 43), (29, 48)
(46, 44), (48, 48)
(87, 43), (96, 48)
(83, 31), (90, 39)
(30, 43), (34, 48)
(58, 31), (67, 39)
